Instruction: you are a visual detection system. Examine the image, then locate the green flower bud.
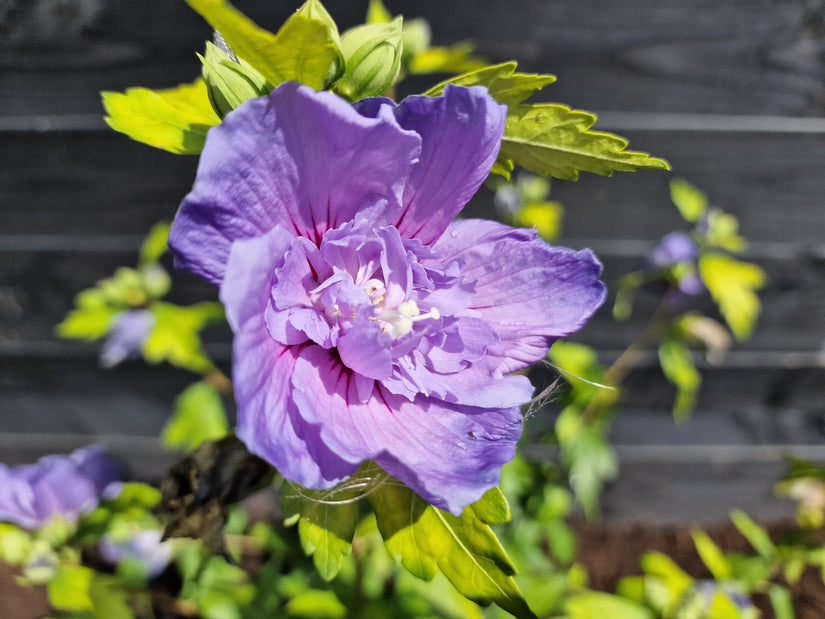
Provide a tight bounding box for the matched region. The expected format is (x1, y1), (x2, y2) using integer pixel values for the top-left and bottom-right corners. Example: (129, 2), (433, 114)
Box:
(200, 40), (269, 118)
(296, 0), (345, 87)
(339, 16), (403, 100)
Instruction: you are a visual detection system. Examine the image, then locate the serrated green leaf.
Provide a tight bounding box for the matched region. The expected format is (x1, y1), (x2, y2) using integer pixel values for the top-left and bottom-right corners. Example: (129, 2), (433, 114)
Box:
(161, 381), (229, 452)
(369, 481), (535, 619)
(102, 79), (220, 154)
(499, 103), (670, 180)
(143, 302), (224, 372)
(56, 306), (120, 341)
(658, 336), (701, 421)
(280, 464), (373, 580)
(698, 253), (765, 340)
(48, 564), (95, 612)
(692, 530), (731, 581)
(425, 62), (555, 106)
(184, 0), (343, 90)
(730, 510), (775, 558)
(565, 591), (654, 619)
(138, 221), (172, 266)
(670, 178), (708, 223)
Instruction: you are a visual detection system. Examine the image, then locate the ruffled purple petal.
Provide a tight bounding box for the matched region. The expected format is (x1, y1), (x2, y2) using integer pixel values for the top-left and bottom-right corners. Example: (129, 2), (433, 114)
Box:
(289, 346), (523, 515)
(358, 85), (507, 246)
(170, 82), (421, 285)
(221, 230), (357, 488)
(433, 219), (607, 374)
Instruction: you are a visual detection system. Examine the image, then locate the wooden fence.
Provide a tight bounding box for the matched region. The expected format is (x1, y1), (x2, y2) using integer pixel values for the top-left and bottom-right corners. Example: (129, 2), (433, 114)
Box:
(2, 0), (824, 523)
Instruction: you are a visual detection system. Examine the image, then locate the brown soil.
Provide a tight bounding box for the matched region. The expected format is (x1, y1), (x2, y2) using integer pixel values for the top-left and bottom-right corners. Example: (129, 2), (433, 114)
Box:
(573, 520), (825, 619)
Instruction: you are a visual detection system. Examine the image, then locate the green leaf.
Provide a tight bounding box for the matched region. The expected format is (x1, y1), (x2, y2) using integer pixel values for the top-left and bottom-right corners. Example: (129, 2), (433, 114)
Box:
(280, 464), (376, 580)
(143, 302), (224, 372)
(200, 41), (270, 117)
(691, 530), (731, 581)
(658, 335), (701, 421)
(89, 575), (135, 619)
(730, 510), (775, 558)
(498, 103), (670, 180)
(0, 524), (32, 566)
(698, 253), (765, 340)
(670, 178), (708, 223)
(48, 565), (95, 612)
(706, 209), (747, 253)
(102, 79), (220, 154)
(366, 0), (393, 24)
(184, 0), (343, 90)
(56, 306), (120, 341)
(138, 221), (172, 266)
(769, 585), (795, 619)
(284, 590), (347, 618)
(564, 591), (655, 619)
(408, 43), (487, 75)
(338, 17), (403, 100)
(369, 482), (535, 619)
(161, 381), (229, 452)
(425, 62), (556, 106)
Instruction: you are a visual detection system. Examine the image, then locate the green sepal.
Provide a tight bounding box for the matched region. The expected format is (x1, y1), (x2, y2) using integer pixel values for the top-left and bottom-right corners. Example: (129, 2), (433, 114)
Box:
(142, 302), (225, 372)
(490, 157), (514, 180)
(200, 41), (270, 118)
(499, 103), (670, 180)
(101, 79), (220, 154)
(425, 62), (555, 106)
(280, 465), (381, 580)
(369, 481), (535, 619)
(698, 252), (765, 340)
(184, 0), (344, 91)
(366, 0), (393, 24)
(338, 17), (404, 100)
(161, 381), (229, 452)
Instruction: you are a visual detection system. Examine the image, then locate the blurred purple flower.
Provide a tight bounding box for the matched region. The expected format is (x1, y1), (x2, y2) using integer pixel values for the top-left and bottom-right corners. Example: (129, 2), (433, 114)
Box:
(99, 529), (172, 579)
(646, 231), (704, 296)
(169, 83), (605, 514)
(0, 446), (120, 529)
(99, 309), (154, 368)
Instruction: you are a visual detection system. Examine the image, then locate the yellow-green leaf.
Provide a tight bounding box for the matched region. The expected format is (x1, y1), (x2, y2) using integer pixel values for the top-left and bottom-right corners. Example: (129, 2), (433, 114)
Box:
(565, 591), (654, 619)
(280, 466), (374, 580)
(56, 306), (120, 341)
(138, 221), (172, 266)
(658, 335), (701, 421)
(499, 103), (670, 180)
(425, 62), (555, 106)
(670, 178), (708, 223)
(102, 79), (220, 154)
(370, 482), (535, 619)
(48, 564), (94, 612)
(698, 253), (765, 340)
(692, 530), (731, 581)
(184, 0), (343, 90)
(143, 302), (224, 372)
(161, 381), (229, 452)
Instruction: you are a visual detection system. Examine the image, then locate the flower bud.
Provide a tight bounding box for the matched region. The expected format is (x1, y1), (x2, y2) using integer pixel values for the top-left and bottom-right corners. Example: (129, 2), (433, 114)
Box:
(200, 41), (269, 118)
(339, 17), (403, 100)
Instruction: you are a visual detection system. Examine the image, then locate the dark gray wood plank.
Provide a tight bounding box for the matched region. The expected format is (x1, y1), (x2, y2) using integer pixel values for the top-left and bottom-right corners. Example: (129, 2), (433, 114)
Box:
(2, 0), (825, 116)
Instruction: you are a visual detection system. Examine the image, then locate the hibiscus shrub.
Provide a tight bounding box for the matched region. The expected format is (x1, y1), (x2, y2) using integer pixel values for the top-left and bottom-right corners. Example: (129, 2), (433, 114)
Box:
(1, 1), (787, 618)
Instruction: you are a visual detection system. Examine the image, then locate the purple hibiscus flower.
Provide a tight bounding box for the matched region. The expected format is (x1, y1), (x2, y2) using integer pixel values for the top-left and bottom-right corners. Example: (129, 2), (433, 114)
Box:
(0, 446), (121, 529)
(169, 82), (605, 514)
(646, 231), (704, 296)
